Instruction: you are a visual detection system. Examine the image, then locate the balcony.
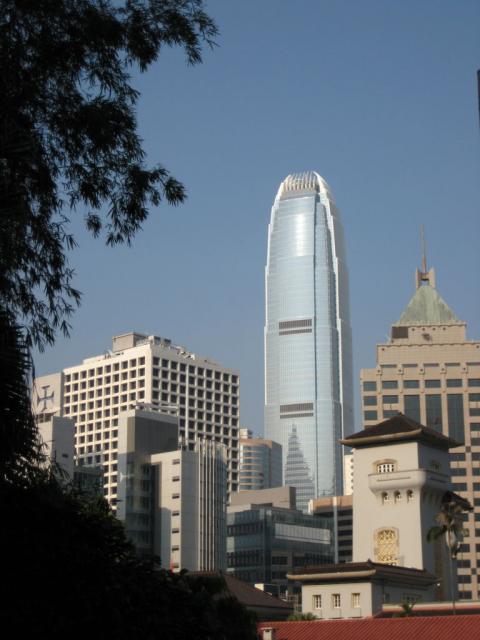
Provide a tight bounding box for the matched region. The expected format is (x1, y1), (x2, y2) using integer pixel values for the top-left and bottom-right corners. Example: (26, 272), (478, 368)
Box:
(368, 468), (449, 494)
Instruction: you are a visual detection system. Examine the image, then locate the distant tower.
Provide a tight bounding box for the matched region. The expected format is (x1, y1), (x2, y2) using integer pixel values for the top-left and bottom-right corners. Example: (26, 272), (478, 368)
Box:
(265, 172), (354, 510)
(284, 426), (315, 505)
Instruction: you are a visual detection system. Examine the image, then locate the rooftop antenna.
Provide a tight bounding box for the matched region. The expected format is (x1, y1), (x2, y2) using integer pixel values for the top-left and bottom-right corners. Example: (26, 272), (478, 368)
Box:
(421, 224), (427, 275)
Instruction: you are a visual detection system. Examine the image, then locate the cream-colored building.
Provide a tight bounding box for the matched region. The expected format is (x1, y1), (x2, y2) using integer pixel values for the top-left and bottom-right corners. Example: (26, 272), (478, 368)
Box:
(151, 440), (227, 572)
(36, 414), (75, 480)
(361, 267), (480, 599)
(290, 414), (470, 618)
(33, 332), (239, 509)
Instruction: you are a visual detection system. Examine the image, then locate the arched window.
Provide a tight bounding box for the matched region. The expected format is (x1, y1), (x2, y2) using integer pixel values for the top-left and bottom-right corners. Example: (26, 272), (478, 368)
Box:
(375, 460), (397, 474)
(375, 528), (399, 565)
(382, 492), (390, 504)
(407, 490), (414, 502)
(394, 490), (402, 503)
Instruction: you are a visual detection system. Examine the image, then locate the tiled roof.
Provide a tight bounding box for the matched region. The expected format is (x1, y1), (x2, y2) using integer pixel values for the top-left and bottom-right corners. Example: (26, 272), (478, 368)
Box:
(289, 560), (435, 586)
(341, 414), (456, 449)
(258, 615), (480, 640)
(192, 571), (292, 611)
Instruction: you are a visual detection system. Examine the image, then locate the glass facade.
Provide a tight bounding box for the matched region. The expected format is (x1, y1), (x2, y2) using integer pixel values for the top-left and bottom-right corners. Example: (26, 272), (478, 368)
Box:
(226, 506), (333, 592)
(265, 172), (353, 510)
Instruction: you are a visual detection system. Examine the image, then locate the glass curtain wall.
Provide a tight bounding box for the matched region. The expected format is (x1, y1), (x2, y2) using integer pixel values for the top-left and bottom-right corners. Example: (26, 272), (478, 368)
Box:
(264, 172), (353, 510)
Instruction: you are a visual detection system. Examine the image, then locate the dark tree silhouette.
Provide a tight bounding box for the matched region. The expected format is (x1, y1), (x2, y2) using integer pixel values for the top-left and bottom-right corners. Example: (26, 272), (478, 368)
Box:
(0, 0), (217, 350)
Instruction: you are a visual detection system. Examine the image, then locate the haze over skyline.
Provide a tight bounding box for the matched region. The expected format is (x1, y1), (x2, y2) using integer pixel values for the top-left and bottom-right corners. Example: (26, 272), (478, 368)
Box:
(34, 0), (480, 433)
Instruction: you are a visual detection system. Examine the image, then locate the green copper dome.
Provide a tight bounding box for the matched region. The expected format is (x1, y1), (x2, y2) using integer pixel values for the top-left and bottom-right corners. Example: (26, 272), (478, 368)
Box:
(397, 284), (460, 326)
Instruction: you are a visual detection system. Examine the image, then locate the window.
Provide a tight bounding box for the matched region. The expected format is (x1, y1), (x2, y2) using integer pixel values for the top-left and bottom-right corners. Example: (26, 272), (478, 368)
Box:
(351, 593), (361, 608)
(469, 379), (480, 387)
(363, 396), (377, 406)
(425, 379), (441, 388)
(363, 381), (376, 391)
(448, 394), (465, 443)
(332, 594), (341, 608)
(404, 380), (419, 389)
(312, 595), (322, 610)
(364, 410), (377, 421)
(383, 395), (398, 404)
(375, 528), (398, 564)
(404, 395), (420, 422)
(382, 381), (398, 389)
(470, 394), (480, 402)
(377, 461), (396, 474)
(426, 394), (442, 430)
(447, 379), (462, 388)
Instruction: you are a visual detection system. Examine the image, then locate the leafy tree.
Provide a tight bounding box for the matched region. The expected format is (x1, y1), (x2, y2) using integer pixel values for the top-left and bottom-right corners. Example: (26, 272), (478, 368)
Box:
(287, 612), (317, 621)
(427, 500), (467, 614)
(0, 0), (217, 350)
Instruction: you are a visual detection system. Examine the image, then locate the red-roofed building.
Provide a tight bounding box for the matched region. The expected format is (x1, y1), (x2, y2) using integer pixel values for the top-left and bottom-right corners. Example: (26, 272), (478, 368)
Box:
(258, 615), (480, 640)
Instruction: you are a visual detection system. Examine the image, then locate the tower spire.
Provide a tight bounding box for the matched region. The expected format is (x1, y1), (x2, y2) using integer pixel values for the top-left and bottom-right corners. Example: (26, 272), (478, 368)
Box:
(415, 225), (436, 289)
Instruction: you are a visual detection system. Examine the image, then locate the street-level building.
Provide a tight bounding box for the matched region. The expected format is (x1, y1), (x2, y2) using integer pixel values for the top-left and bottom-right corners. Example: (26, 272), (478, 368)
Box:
(360, 265), (480, 599)
(227, 486), (333, 595)
(289, 414), (471, 618)
(33, 332), (239, 508)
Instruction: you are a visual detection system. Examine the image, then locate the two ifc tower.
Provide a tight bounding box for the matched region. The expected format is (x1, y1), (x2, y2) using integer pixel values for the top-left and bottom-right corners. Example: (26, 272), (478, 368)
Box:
(264, 171), (354, 511)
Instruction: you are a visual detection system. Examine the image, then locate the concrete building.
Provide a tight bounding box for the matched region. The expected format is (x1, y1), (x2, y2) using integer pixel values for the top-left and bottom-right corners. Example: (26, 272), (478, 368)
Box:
(151, 441), (227, 572)
(33, 332), (239, 508)
(115, 409), (179, 556)
(290, 414), (471, 618)
(264, 172), (354, 509)
(360, 266), (480, 599)
(36, 414), (75, 479)
(238, 428), (282, 491)
(309, 495), (353, 563)
(343, 453), (354, 496)
(227, 486), (333, 594)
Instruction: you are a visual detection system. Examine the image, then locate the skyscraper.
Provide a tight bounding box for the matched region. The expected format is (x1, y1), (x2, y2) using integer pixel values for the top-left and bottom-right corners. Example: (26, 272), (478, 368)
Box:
(264, 172), (353, 510)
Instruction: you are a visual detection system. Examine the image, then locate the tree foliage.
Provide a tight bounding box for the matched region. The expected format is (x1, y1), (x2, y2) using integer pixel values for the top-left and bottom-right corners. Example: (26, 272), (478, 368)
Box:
(1, 476), (257, 639)
(0, 0), (217, 349)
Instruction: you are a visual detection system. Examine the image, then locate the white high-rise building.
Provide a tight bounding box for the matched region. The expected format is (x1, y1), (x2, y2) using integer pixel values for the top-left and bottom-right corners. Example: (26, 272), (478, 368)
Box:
(151, 441), (227, 572)
(265, 172), (354, 510)
(33, 332), (240, 508)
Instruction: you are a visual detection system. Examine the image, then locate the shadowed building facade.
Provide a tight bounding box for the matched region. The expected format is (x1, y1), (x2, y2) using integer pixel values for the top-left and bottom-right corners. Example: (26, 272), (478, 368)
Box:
(265, 172), (353, 510)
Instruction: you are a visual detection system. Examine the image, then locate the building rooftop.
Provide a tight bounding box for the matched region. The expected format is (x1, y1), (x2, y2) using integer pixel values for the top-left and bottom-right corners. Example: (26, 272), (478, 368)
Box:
(258, 615), (480, 640)
(288, 560), (435, 587)
(396, 283), (461, 326)
(341, 414), (457, 450)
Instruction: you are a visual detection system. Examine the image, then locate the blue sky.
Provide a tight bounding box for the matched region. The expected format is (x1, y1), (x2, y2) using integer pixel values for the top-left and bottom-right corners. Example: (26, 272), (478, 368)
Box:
(35, 0), (480, 432)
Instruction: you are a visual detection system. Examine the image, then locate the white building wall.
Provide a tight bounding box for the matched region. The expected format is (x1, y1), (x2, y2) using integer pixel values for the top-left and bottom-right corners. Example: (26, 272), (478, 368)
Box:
(33, 333), (239, 511)
(37, 416), (75, 479)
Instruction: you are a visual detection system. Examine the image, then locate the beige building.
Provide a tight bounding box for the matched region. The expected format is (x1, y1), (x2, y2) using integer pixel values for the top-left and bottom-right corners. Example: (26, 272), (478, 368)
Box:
(238, 428), (282, 491)
(33, 332), (240, 509)
(361, 267), (480, 599)
(290, 414), (468, 618)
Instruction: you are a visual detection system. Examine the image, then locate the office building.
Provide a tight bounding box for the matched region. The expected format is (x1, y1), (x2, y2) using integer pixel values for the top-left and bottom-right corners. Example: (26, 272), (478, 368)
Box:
(33, 332), (239, 507)
(265, 172), (354, 509)
(309, 495), (353, 563)
(151, 441), (227, 572)
(36, 414), (75, 479)
(290, 414), (470, 618)
(238, 428), (282, 491)
(227, 486), (333, 594)
(115, 408), (179, 556)
(360, 265), (480, 599)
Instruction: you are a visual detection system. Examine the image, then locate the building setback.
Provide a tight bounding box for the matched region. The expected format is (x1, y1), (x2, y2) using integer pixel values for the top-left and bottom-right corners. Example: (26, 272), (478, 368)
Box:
(33, 332), (240, 509)
(264, 172), (354, 510)
(360, 266), (480, 599)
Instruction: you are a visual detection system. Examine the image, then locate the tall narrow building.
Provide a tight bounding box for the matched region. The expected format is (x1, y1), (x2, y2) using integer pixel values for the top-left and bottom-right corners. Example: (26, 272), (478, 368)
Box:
(265, 172), (354, 510)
